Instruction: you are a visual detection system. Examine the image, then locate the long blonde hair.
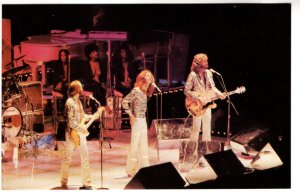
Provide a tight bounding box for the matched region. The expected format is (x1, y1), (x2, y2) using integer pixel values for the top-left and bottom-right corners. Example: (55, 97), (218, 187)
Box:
(134, 70), (155, 94)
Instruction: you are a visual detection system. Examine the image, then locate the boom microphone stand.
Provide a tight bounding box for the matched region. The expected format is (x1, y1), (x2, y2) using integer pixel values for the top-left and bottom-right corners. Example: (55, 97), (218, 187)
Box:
(93, 101), (109, 190)
(213, 70), (239, 149)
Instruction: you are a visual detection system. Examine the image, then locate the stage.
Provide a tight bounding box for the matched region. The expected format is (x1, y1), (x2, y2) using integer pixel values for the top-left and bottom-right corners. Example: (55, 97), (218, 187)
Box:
(1, 116), (288, 190)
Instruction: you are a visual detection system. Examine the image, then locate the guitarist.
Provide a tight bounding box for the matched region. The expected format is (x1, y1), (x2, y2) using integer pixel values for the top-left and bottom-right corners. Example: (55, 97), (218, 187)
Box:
(60, 80), (100, 190)
(184, 53), (226, 150)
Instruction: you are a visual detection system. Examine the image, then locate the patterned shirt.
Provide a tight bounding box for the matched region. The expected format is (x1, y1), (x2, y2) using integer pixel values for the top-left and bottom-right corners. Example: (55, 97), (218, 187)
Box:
(122, 87), (147, 118)
(65, 95), (89, 132)
(184, 70), (221, 101)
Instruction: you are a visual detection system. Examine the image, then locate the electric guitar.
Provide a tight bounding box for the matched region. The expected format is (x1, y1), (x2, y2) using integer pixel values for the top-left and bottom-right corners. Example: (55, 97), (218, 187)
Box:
(185, 86), (246, 117)
(70, 106), (105, 147)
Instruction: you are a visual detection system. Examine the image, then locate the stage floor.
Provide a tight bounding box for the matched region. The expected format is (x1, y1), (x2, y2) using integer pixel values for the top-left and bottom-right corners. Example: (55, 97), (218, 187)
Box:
(2, 118), (191, 190)
(1, 117), (287, 190)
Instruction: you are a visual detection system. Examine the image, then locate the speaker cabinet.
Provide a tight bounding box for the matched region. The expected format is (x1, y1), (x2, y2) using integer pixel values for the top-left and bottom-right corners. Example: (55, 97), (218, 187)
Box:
(124, 162), (186, 189)
(250, 143), (283, 170)
(230, 127), (271, 154)
(204, 149), (245, 177)
(185, 149), (245, 184)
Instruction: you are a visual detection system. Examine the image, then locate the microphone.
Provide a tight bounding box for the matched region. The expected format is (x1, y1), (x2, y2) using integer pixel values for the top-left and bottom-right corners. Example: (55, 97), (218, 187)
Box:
(209, 68), (221, 76)
(151, 83), (161, 93)
(89, 95), (101, 106)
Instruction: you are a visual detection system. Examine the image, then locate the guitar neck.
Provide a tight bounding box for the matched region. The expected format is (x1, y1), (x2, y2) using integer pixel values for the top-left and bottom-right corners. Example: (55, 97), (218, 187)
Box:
(211, 90), (236, 101)
(84, 113), (98, 130)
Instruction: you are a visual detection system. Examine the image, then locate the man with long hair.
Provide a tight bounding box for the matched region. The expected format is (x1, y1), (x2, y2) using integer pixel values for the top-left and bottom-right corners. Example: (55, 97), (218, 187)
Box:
(185, 53), (225, 143)
(53, 49), (70, 102)
(112, 44), (138, 97)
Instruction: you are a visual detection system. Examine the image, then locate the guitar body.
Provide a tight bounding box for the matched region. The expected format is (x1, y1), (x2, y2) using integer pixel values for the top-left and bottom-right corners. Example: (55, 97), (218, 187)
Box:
(70, 107), (105, 147)
(185, 86), (246, 117)
(185, 90), (218, 117)
(70, 122), (90, 147)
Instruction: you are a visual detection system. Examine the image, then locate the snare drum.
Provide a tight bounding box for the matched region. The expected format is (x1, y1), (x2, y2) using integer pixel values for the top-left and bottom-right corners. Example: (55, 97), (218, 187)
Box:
(2, 106), (23, 139)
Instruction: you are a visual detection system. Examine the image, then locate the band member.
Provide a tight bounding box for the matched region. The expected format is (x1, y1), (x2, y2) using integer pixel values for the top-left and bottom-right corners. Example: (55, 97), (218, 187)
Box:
(122, 70), (155, 177)
(53, 49), (70, 102)
(112, 44), (138, 97)
(81, 43), (109, 113)
(60, 80), (100, 190)
(184, 53), (225, 143)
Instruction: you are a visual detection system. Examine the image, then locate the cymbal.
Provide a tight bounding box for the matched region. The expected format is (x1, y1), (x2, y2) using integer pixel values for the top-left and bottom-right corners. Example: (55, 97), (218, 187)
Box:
(4, 55), (26, 68)
(2, 64), (30, 77)
(14, 54), (26, 61)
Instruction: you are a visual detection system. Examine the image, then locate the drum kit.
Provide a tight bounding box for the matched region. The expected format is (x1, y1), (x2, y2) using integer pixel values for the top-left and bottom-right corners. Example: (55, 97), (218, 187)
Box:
(2, 60), (41, 158)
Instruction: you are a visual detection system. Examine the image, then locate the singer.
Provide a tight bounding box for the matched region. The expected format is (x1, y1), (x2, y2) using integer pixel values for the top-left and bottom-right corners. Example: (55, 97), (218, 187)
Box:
(121, 70), (155, 177)
(184, 53), (225, 151)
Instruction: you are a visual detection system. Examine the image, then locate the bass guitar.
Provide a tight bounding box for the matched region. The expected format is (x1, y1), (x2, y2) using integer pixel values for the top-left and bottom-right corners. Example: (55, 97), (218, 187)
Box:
(70, 106), (105, 147)
(185, 86), (246, 117)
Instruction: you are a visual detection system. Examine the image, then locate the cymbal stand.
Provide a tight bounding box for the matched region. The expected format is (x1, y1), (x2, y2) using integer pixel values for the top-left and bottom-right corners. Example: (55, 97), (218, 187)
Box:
(20, 84), (38, 159)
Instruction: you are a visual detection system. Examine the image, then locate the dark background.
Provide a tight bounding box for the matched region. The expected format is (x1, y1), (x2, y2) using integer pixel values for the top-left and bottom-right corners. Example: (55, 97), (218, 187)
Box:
(2, 4), (291, 188)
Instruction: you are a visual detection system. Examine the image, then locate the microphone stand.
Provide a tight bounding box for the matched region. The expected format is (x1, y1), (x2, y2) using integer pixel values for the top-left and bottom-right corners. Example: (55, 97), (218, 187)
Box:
(215, 73), (239, 150)
(96, 107), (109, 190)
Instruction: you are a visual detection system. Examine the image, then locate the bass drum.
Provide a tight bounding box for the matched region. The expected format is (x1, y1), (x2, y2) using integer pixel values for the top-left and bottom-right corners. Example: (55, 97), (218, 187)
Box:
(2, 106), (23, 139)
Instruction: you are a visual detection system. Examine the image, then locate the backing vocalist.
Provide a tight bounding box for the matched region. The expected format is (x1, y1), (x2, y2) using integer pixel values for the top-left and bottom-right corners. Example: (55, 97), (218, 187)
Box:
(121, 70), (155, 177)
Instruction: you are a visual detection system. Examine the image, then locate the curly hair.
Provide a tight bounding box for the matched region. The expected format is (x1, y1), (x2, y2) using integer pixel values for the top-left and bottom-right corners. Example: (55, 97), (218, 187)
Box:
(84, 43), (99, 60)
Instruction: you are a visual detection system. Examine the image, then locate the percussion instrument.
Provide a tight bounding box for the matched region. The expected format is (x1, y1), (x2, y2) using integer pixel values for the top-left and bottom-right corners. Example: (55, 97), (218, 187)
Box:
(2, 75), (22, 102)
(2, 106), (23, 139)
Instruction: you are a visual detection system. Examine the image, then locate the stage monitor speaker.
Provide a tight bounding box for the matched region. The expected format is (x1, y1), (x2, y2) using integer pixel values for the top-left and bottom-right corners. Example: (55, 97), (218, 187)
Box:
(124, 162), (186, 189)
(230, 127), (272, 154)
(204, 149), (245, 177)
(18, 81), (43, 112)
(185, 149), (245, 184)
(250, 143), (283, 170)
